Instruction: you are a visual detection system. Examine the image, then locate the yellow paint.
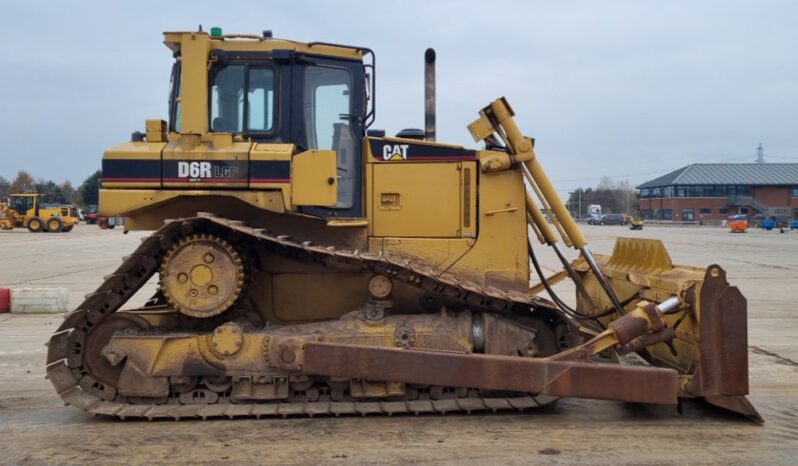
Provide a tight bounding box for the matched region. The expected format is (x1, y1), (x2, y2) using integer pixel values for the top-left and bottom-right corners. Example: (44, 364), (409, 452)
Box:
(164, 31), (364, 60)
(448, 169), (529, 291)
(291, 150), (337, 207)
(250, 143), (294, 207)
(372, 163), (462, 237)
(99, 189), (285, 216)
(145, 119), (167, 143)
(177, 33), (210, 134)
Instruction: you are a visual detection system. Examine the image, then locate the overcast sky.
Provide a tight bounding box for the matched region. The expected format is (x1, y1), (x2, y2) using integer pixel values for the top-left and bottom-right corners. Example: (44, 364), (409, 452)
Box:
(1, 1), (796, 195)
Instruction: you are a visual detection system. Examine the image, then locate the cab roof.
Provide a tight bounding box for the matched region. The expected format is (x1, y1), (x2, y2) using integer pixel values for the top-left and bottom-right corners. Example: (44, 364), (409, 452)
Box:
(163, 30), (366, 61)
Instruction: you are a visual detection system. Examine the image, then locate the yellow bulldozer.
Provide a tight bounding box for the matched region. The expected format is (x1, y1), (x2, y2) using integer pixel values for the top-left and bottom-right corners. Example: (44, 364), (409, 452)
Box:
(46, 28), (760, 422)
(0, 193), (78, 232)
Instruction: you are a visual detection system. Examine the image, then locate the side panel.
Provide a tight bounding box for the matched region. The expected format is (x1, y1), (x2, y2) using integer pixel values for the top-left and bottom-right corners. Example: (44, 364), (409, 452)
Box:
(162, 140), (251, 188)
(449, 169), (530, 291)
(372, 163), (462, 238)
(102, 141), (165, 188)
(250, 143), (293, 209)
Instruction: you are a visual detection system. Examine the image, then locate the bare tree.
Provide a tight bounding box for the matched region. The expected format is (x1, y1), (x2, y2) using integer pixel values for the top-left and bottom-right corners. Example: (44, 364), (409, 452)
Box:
(0, 176), (10, 197)
(10, 171), (36, 193)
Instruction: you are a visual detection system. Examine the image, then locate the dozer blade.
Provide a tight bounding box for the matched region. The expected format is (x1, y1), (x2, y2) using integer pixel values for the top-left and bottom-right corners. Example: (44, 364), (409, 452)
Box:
(575, 237), (761, 422)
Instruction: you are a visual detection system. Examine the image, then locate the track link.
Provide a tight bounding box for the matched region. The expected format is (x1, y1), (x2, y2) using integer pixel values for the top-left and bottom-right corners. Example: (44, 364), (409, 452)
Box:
(46, 213), (562, 419)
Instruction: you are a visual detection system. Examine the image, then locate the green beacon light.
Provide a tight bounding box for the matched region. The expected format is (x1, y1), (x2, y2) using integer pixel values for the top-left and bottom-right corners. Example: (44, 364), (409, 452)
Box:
(210, 27), (223, 37)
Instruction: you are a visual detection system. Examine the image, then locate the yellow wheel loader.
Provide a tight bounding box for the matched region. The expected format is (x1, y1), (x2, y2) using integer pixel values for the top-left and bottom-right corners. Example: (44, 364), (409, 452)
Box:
(1, 193), (78, 232)
(46, 28), (760, 422)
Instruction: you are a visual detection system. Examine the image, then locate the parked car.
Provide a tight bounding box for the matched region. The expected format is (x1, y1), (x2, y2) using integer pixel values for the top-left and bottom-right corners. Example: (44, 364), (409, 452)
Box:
(593, 214), (627, 226)
(790, 219), (798, 230)
(98, 215), (124, 229)
(84, 205), (99, 224)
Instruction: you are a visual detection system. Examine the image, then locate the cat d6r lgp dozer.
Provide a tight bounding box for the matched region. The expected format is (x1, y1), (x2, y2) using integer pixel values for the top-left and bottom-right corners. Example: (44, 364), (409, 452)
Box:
(46, 29), (760, 422)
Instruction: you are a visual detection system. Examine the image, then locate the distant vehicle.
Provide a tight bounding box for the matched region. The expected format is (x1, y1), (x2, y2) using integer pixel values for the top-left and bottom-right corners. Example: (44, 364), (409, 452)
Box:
(592, 213), (627, 226)
(760, 218), (776, 231)
(628, 215), (644, 230)
(727, 214), (748, 233)
(84, 205), (99, 224)
(0, 193), (78, 232)
(98, 215), (123, 229)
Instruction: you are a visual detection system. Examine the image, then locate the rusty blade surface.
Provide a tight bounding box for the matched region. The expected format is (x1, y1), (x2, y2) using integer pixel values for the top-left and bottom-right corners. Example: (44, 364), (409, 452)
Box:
(303, 342), (679, 405)
(698, 265), (749, 396)
(690, 265), (762, 422)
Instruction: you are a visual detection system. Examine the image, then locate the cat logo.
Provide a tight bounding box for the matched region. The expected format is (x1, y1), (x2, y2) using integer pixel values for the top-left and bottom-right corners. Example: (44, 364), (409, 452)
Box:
(382, 144), (409, 161)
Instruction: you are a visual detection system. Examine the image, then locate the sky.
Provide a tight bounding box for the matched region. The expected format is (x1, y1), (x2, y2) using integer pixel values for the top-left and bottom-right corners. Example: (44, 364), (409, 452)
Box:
(1, 0), (796, 196)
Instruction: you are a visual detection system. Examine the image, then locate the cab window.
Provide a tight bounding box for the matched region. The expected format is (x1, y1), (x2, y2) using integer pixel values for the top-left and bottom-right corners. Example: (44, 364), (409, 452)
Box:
(303, 66), (354, 209)
(12, 196), (33, 214)
(210, 65), (275, 133)
(247, 68), (275, 132)
(169, 63), (182, 132)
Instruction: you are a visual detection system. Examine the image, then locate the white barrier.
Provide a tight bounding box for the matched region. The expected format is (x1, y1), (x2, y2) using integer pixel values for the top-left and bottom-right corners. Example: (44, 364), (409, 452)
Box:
(10, 287), (69, 314)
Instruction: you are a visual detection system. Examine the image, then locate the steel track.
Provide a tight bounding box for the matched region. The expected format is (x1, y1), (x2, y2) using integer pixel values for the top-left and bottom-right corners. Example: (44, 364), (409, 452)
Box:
(45, 213), (562, 420)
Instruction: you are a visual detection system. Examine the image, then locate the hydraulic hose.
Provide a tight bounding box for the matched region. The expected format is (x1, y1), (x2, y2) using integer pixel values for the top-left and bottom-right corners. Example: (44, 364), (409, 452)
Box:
(527, 238), (618, 320)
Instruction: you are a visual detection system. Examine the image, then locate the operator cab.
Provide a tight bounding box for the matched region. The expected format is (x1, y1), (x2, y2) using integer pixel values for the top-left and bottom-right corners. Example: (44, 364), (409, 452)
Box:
(9, 194), (38, 216)
(165, 29), (373, 218)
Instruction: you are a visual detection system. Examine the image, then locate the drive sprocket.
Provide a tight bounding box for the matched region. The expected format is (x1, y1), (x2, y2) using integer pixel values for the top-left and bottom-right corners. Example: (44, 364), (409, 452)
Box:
(160, 233), (245, 318)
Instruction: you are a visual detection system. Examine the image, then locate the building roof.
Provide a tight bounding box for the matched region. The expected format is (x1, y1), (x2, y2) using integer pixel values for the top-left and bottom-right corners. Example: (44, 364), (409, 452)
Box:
(636, 163), (798, 189)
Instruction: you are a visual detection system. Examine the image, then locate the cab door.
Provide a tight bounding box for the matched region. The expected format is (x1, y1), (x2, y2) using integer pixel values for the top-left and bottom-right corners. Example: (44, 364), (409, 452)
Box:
(297, 58), (366, 218)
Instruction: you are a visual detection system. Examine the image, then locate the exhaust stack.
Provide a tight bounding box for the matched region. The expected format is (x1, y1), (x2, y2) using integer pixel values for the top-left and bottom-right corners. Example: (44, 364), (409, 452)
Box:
(424, 48), (436, 141)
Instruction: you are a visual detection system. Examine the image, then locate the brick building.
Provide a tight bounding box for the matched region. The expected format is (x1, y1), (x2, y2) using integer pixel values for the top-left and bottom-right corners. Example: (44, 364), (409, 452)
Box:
(637, 163), (798, 224)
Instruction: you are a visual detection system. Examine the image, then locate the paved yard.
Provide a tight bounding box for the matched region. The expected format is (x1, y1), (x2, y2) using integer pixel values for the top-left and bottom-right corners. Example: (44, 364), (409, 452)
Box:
(1, 224), (797, 464)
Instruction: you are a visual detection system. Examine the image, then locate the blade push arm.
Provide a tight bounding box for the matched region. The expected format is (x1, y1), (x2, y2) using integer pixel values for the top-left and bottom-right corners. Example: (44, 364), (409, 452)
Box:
(469, 97), (625, 315)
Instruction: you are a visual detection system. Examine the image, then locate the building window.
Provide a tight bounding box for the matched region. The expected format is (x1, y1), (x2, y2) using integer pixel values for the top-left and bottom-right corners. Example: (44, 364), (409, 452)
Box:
(640, 209), (653, 219)
(792, 187), (798, 197)
(719, 207), (729, 215)
(739, 208), (749, 214)
(664, 185), (757, 198)
(681, 208), (694, 221)
(699, 208), (711, 215)
(653, 208), (673, 220)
